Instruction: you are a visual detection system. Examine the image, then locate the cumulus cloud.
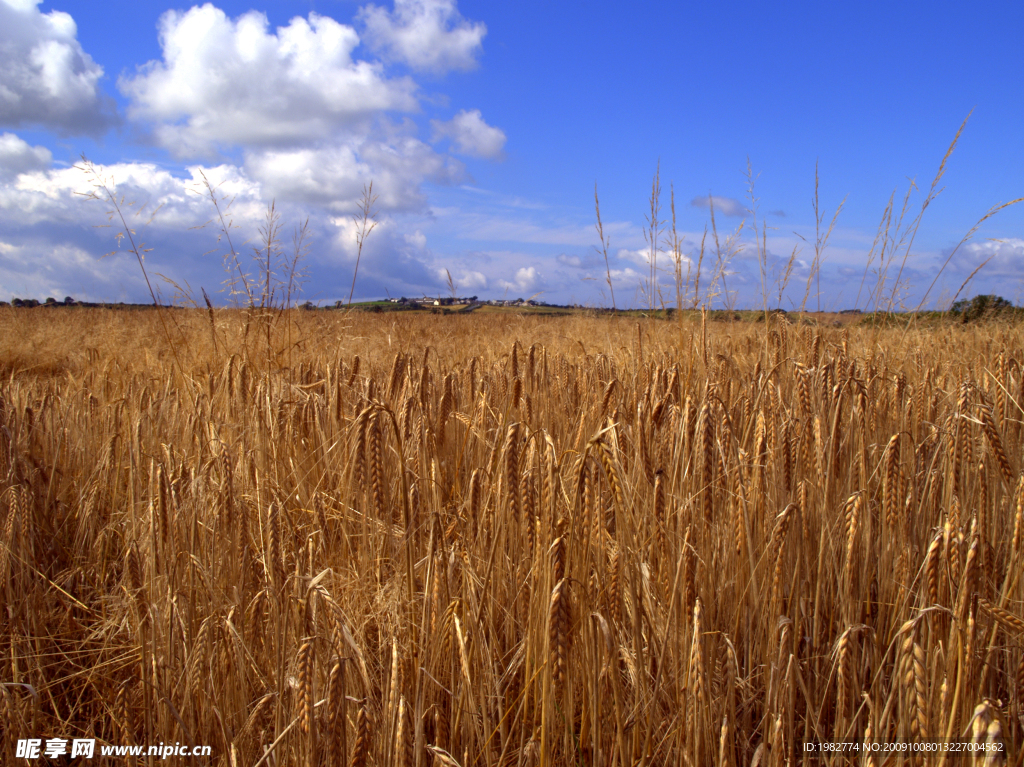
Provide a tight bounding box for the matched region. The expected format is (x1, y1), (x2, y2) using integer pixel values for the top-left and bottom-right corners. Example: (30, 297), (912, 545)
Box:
(321, 212), (446, 299)
(358, 135), (465, 204)
(2, 160), (268, 229)
(244, 135), (462, 213)
(359, 0), (485, 73)
(0, 132), (51, 176)
(116, 5), (487, 216)
(607, 266), (644, 285)
(0, 0), (117, 134)
(616, 247), (691, 268)
(457, 270), (487, 290)
(120, 4), (418, 157)
(950, 238), (1024, 279)
(498, 265), (540, 293)
(0, 155), (439, 304)
(617, 247), (652, 266)
(0, 239), (145, 303)
(431, 109), (505, 159)
(690, 195), (748, 218)
(243, 145), (366, 208)
(436, 266), (486, 291)
(557, 253), (582, 268)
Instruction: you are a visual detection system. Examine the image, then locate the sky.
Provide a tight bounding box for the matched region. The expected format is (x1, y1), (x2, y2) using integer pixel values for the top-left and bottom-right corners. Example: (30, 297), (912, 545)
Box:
(0, 0), (1022, 311)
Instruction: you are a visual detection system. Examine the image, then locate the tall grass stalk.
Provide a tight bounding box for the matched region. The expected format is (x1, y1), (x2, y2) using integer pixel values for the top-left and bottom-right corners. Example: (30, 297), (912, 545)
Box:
(593, 183), (617, 311)
(347, 182), (379, 307)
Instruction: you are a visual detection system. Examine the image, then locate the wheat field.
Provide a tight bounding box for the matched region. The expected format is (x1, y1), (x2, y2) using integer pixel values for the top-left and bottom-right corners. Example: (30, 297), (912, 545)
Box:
(0, 307), (1022, 766)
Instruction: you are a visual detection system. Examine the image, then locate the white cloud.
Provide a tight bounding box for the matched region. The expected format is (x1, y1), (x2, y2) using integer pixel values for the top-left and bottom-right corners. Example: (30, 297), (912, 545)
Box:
(359, 0), (485, 73)
(498, 265), (540, 293)
(321, 212), (450, 299)
(330, 213), (382, 257)
(116, 5), (474, 216)
(434, 266), (486, 291)
(950, 238), (1024, 279)
(120, 5), (418, 157)
(431, 109), (505, 159)
(690, 195), (748, 218)
(618, 247), (653, 266)
(0, 159), (269, 230)
(457, 270), (487, 290)
(617, 247), (690, 268)
(245, 136), (462, 213)
(405, 230), (427, 249)
(0, 132), (51, 176)
(0, 152), (485, 305)
(607, 266), (644, 285)
(358, 135), (465, 204)
(557, 253), (582, 267)
(0, 0), (116, 134)
(0, 239), (145, 303)
(244, 145), (367, 209)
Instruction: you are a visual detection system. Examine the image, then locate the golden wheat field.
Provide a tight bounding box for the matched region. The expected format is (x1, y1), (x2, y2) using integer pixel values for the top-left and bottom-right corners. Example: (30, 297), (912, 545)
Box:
(1, 306), (1022, 766)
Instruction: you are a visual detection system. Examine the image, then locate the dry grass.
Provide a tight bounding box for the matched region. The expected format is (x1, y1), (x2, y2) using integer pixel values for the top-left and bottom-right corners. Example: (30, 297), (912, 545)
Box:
(1, 306), (1023, 766)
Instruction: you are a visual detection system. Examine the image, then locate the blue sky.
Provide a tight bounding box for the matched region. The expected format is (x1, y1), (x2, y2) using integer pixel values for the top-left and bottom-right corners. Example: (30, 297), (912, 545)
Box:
(0, 0), (1021, 310)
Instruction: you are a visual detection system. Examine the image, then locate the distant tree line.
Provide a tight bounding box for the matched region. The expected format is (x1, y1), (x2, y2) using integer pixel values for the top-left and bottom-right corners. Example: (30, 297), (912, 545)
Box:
(948, 294), (1017, 323)
(0, 296), (176, 309)
(3, 293), (1021, 323)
